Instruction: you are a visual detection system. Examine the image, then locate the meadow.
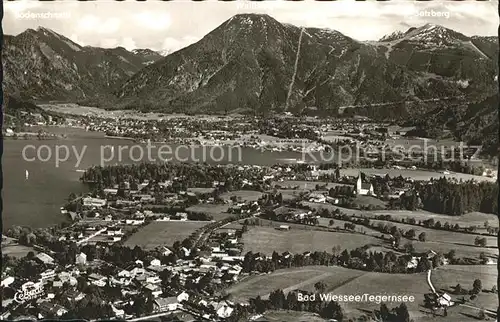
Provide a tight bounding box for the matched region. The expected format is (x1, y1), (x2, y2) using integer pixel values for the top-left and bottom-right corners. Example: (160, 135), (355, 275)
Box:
(241, 226), (382, 255)
(226, 266), (366, 303)
(338, 168), (494, 183)
(303, 202), (497, 229)
(368, 219), (497, 248)
(185, 204), (231, 221)
(2, 244), (36, 258)
(124, 221), (207, 250)
(220, 190), (264, 202)
(228, 265), (498, 322)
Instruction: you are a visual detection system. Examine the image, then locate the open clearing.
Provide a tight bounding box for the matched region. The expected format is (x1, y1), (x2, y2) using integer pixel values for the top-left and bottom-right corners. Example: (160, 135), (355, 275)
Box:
(269, 189), (303, 201)
(228, 264), (497, 321)
(220, 190), (263, 202)
(124, 221), (207, 249)
(272, 180), (352, 190)
(363, 210), (497, 229)
(187, 187), (215, 194)
(412, 240), (498, 259)
(259, 310), (328, 322)
(316, 217), (382, 236)
(303, 202), (497, 229)
(227, 266), (366, 302)
(185, 204), (231, 221)
(242, 226), (381, 255)
(369, 219), (497, 248)
(2, 244), (36, 258)
(338, 168), (495, 183)
(332, 267), (497, 322)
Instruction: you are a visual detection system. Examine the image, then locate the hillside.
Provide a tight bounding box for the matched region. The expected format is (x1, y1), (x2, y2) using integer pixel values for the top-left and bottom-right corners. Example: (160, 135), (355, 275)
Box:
(2, 27), (163, 101)
(114, 16), (497, 115)
(3, 15), (498, 150)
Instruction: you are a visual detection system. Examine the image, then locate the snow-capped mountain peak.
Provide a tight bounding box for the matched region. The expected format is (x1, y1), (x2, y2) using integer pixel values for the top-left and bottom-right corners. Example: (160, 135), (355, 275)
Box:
(157, 50), (172, 56)
(379, 30), (405, 42)
(379, 23), (469, 46)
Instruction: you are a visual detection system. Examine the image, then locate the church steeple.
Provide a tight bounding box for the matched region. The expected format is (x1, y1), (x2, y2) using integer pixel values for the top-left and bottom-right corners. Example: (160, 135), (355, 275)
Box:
(356, 172), (362, 194)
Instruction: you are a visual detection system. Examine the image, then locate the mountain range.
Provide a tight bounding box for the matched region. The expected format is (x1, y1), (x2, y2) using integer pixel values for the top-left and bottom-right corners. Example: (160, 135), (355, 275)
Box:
(3, 14), (498, 150)
(3, 27), (164, 101)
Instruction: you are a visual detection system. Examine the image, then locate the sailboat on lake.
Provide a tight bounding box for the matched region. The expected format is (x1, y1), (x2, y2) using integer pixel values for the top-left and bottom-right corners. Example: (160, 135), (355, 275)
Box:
(25, 170), (29, 180)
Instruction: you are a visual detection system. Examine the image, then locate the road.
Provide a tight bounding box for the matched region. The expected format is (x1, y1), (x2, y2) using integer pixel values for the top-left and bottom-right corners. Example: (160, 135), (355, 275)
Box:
(126, 310), (182, 321)
(337, 95), (466, 110)
(192, 212), (257, 250)
(76, 223), (117, 245)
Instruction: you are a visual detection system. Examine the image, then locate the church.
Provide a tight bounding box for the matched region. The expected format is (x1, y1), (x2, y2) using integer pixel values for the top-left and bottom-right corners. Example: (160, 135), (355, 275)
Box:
(356, 173), (374, 196)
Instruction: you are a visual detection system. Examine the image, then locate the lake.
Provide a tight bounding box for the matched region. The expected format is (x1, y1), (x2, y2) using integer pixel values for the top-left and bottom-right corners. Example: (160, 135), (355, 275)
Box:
(3, 127), (494, 230)
(2, 128), (322, 230)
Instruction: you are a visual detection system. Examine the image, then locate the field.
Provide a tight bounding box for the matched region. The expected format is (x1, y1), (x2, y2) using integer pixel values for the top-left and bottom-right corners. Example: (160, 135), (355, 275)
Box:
(412, 240), (498, 259)
(272, 180), (352, 190)
(220, 190), (264, 202)
(185, 204), (231, 221)
(187, 187), (215, 195)
(303, 202), (497, 229)
(2, 244), (36, 258)
(304, 202), (497, 258)
(332, 267), (497, 321)
(369, 219), (497, 248)
(270, 189), (303, 202)
(226, 266), (366, 302)
(350, 195), (387, 208)
(364, 211), (498, 229)
(124, 221), (207, 250)
(338, 168), (495, 183)
(241, 226), (382, 255)
(316, 217), (382, 236)
(228, 265), (497, 322)
(259, 310), (329, 322)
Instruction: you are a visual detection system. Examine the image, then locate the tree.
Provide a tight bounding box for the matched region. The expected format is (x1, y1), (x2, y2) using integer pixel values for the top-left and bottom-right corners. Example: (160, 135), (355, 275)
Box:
(454, 284), (465, 295)
(26, 251), (35, 260)
(396, 303), (411, 322)
(268, 289), (286, 310)
(379, 303), (390, 321)
(472, 279), (482, 294)
(393, 230), (402, 248)
(418, 232), (426, 242)
(432, 253), (444, 268)
(447, 250), (456, 262)
(474, 237), (487, 247)
(254, 295), (266, 314)
(321, 301), (343, 320)
(417, 257), (432, 272)
(406, 229), (416, 240)
(479, 252), (488, 264)
(314, 281), (327, 293)
(329, 219), (335, 227)
(403, 242), (415, 254)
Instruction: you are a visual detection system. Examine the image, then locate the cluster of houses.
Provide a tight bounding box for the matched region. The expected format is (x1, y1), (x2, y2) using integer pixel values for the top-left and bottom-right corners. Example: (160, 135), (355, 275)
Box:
(273, 206), (320, 224)
(2, 222), (249, 320)
(1, 252), (82, 319)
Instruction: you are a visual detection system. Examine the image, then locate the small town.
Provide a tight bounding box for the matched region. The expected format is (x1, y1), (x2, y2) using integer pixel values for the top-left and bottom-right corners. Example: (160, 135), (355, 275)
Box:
(6, 106), (498, 179)
(2, 2), (498, 321)
(2, 160), (498, 321)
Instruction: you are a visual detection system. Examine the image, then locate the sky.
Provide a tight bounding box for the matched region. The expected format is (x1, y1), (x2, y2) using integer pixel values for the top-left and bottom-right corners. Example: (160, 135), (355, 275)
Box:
(4, 0), (498, 52)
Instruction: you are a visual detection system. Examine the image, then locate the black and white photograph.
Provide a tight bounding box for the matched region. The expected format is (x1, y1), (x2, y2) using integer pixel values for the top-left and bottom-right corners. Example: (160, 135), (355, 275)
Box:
(1, 0), (499, 321)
